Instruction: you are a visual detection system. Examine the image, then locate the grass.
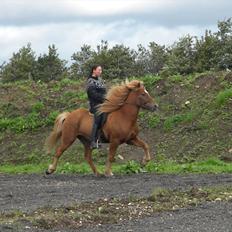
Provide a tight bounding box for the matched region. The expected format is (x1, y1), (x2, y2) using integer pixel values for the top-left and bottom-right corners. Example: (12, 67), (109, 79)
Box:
(163, 112), (195, 130)
(139, 111), (161, 128)
(147, 114), (161, 128)
(139, 74), (162, 87)
(0, 110), (59, 132)
(168, 74), (182, 83)
(1, 71), (232, 172)
(0, 158), (231, 174)
(149, 185), (232, 212)
(215, 88), (232, 106)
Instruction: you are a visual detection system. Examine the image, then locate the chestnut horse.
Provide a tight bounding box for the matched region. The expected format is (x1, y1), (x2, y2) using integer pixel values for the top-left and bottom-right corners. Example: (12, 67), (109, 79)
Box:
(45, 80), (158, 176)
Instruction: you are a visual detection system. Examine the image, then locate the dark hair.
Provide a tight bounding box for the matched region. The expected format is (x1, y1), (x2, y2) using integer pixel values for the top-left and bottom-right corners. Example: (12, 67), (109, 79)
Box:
(89, 65), (101, 78)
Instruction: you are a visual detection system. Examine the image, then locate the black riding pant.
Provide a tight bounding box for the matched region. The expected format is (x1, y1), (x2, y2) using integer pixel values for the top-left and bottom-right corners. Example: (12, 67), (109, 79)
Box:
(90, 112), (104, 142)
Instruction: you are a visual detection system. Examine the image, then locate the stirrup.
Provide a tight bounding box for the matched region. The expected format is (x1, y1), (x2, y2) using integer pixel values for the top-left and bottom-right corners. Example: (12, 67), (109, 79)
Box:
(90, 140), (101, 149)
(96, 139), (102, 148)
(90, 141), (98, 149)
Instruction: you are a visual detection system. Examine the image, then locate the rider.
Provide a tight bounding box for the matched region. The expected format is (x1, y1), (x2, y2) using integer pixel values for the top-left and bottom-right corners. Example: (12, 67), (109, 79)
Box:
(86, 65), (106, 149)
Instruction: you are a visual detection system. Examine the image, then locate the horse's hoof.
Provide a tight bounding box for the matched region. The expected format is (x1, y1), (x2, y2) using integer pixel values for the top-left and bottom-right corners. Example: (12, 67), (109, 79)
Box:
(105, 172), (114, 177)
(95, 172), (102, 177)
(95, 173), (105, 178)
(142, 159), (151, 166)
(45, 170), (52, 175)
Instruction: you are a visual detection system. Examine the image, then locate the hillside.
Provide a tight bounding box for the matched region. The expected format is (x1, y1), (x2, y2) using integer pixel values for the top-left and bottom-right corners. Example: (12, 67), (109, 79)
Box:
(1, 71), (232, 167)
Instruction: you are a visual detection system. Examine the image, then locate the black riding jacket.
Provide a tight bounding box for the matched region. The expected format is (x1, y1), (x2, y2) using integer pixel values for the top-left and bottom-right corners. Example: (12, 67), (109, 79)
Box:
(86, 76), (106, 113)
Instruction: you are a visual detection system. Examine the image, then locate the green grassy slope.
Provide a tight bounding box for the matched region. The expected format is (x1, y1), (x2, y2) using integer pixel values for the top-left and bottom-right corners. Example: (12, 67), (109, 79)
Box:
(1, 71), (232, 173)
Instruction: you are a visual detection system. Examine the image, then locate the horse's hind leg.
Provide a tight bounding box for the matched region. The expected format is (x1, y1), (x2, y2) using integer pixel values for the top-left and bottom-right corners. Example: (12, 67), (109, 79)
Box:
(129, 136), (151, 164)
(46, 128), (76, 175)
(84, 145), (100, 176)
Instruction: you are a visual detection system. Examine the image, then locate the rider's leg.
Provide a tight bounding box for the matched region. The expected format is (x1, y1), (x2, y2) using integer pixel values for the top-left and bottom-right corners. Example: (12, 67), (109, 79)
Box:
(90, 113), (103, 149)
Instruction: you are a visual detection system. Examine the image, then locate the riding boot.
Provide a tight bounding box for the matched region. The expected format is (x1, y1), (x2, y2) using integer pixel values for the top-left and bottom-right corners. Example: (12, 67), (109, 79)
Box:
(90, 123), (100, 149)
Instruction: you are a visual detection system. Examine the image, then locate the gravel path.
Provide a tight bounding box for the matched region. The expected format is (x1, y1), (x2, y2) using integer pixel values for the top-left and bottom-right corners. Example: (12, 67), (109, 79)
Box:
(0, 173), (232, 232)
(0, 173), (232, 213)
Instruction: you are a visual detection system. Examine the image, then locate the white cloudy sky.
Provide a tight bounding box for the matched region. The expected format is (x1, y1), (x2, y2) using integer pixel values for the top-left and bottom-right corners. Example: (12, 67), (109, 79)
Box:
(0, 0), (231, 63)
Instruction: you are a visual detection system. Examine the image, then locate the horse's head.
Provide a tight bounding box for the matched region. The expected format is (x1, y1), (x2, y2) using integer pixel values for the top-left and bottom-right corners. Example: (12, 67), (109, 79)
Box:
(127, 80), (158, 112)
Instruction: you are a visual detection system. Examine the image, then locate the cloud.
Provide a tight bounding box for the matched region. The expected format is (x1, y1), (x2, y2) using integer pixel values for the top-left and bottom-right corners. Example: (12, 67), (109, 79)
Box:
(0, 0), (160, 26)
(0, 0), (230, 63)
(0, 0), (231, 26)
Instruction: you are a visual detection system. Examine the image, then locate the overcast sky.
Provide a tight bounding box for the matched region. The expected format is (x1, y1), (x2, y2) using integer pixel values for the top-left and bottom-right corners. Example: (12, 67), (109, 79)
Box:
(0, 0), (231, 63)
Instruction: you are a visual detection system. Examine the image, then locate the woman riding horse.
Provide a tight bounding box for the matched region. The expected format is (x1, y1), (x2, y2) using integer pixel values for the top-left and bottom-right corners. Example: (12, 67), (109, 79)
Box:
(45, 79), (158, 176)
(86, 65), (106, 149)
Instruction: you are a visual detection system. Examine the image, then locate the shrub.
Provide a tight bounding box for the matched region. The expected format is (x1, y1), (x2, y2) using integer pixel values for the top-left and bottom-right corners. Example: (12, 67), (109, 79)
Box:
(215, 88), (232, 106)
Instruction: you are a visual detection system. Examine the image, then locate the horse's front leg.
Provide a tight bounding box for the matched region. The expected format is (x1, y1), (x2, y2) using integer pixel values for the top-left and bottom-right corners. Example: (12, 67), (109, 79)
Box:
(129, 136), (152, 165)
(105, 140), (119, 176)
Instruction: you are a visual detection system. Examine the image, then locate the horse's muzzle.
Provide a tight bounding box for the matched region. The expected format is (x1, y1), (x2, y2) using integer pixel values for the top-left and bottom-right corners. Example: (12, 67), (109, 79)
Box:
(151, 104), (159, 112)
(143, 103), (158, 112)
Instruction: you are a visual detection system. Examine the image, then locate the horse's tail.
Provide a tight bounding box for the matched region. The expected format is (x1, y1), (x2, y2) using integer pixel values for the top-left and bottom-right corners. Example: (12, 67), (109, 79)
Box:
(45, 112), (70, 154)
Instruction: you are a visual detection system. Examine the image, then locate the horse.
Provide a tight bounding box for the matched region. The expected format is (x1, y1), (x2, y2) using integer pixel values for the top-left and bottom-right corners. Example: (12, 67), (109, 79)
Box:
(45, 79), (158, 176)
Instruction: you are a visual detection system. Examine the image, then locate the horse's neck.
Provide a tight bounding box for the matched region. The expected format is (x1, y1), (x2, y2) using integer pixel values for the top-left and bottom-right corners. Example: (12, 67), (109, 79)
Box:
(120, 104), (139, 122)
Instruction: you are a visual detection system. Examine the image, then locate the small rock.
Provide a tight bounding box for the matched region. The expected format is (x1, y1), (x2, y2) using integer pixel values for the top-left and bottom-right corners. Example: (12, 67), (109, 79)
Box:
(118, 155), (124, 160)
(98, 207), (103, 213)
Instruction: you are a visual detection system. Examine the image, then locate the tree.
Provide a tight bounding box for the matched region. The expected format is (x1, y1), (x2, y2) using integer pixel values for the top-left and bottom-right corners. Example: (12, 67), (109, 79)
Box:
(1, 43), (36, 82)
(136, 43), (166, 75)
(165, 35), (196, 75)
(149, 42), (167, 74)
(70, 41), (137, 79)
(35, 44), (67, 81)
(195, 18), (232, 72)
(70, 44), (94, 78)
(195, 30), (218, 72)
(135, 44), (151, 76)
(106, 44), (137, 79)
(216, 18), (232, 70)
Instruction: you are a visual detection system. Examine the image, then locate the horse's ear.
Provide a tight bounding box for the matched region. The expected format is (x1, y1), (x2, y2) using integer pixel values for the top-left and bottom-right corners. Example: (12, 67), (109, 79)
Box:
(126, 85), (131, 90)
(138, 82), (143, 88)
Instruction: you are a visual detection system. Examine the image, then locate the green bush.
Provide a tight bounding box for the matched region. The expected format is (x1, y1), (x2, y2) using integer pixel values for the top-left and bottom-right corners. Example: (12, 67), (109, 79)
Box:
(63, 91), (87, 101)
(46, 111), (60, 125)
(31, 101), (44, 112)
(148, 114), (160, 128)
(123, 160), (143, 174)
(59, 162), (90, 174)
(140, 75), (161, 87)
(169, 74), (182, 83)
(215, 88), (232, 106)
(0, 112), (41, 132)
(0, 110), (60, 133)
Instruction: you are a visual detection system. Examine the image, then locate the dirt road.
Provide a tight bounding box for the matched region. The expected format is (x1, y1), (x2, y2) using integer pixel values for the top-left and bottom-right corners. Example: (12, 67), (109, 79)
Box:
(0, 173), (232, 231)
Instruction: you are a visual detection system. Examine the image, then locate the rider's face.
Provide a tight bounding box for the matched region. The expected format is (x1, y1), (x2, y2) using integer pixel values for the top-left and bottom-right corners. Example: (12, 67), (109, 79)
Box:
(93, 66), (102, 77)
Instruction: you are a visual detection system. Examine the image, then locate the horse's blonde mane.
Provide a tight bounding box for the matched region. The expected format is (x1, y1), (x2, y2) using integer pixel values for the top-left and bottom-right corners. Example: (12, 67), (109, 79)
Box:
(98, 79), (143, 114)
